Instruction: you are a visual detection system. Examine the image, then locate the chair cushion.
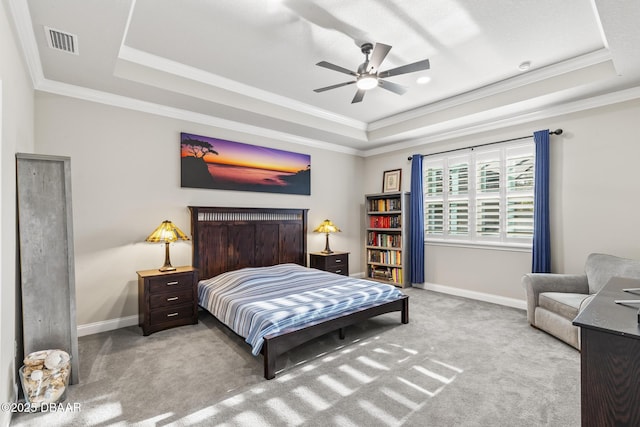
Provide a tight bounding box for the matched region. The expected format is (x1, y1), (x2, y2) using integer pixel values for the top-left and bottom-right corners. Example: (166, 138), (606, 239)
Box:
(539, 292), (590, 320)
(534, 308), (580, 349)
(585, 253), (640, 294)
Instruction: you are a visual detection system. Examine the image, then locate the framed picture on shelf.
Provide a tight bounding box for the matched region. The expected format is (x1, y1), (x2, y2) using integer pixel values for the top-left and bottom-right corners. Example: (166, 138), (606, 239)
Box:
(382, 169), (401, 193)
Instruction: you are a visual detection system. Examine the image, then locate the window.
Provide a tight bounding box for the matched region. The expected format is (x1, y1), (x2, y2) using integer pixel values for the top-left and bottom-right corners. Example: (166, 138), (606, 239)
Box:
(423, 141), (535, 246)
(446, 157), (469, 236)
(424, 165), (444, 235)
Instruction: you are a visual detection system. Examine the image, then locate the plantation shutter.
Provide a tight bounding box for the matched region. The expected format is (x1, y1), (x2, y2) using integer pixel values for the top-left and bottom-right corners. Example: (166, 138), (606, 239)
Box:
(424, 162), (444, 235)
(506, 147), (535, 237)
(421, 140), (535, 245)
(447, 158), (469, 236)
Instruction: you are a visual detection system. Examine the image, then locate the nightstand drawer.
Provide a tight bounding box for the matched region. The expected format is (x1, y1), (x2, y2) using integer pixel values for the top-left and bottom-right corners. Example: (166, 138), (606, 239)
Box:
(325, 265), (347, 275)
(149, 303), (195, 325)
(326, 253), (348, 267)
(149, 288), (194, 309)
(148, 272), (193, 294)
(309, 252), (349, 276)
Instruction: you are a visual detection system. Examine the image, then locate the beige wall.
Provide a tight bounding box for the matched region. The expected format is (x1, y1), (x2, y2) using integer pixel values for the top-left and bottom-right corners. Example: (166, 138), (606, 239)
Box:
(32, 93), (640, 329)
(0, 1), (35, 424)
(364, 98), (640, 304)
(34, 92), (365, 327)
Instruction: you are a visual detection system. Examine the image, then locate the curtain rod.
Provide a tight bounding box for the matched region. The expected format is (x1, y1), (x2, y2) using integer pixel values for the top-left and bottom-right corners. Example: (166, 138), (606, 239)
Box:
(407, 129), (563, 160)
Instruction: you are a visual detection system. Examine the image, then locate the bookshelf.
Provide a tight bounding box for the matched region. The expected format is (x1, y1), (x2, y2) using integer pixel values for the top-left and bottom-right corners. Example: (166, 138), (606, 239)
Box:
(365, 191), (410, 288)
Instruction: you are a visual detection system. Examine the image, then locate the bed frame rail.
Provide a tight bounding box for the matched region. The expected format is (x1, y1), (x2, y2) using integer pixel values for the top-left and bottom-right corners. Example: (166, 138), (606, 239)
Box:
(262, 295), (409, 379)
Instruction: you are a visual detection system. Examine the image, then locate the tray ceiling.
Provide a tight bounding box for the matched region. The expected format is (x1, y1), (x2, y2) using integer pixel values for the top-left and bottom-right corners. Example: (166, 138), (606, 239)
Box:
(8, 0), (640, 154)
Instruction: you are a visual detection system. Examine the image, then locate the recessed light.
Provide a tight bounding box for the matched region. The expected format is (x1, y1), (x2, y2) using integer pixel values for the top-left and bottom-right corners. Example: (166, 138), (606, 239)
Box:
(417, 76), (431, 84)
(518, 61), (531, 71)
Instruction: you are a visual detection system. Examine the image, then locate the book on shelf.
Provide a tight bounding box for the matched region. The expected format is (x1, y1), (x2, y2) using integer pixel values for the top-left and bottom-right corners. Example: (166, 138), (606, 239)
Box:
(368, 215), (401, 228)
(368, 197), (401, 212)
(367, 231), (401, 248)
(367, 249), (402, 265)
(369, 266), (403, 284)
(370, 266), (392, 280)
(392, 267), (403, 284)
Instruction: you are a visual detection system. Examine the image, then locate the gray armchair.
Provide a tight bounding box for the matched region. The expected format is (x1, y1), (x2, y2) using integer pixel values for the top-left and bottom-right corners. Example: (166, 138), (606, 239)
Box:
(523, 253), (640, 349)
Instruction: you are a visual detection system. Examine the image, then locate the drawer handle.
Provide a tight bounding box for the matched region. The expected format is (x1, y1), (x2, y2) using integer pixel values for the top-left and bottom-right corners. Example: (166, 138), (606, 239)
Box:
(167, 312), (179, 317)
(167, 297), (179, 301)
(335, 259), (342, 263)
(166, 281), (179, 286)
(335, 270), (342, 273)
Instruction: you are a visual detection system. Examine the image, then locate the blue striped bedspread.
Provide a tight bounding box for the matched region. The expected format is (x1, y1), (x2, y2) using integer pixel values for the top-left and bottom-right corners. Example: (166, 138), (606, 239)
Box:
(198, 263), (404, 355)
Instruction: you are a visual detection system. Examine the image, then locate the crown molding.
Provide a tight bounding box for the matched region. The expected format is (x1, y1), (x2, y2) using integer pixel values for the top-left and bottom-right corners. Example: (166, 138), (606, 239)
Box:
(31, 75), (640, 160)
(368, 48), (613, 132)
(362, 84), (640, 157)
(118, 2), (367, 132)
(118, 45), (368, 133)
(7, 0), (45, 87)
(10, 0), (366, 156)
(36, 78), (365, 156)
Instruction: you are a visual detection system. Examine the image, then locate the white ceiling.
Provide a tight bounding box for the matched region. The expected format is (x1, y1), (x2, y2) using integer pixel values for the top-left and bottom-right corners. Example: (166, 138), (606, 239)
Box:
(8, 0), (640, 154)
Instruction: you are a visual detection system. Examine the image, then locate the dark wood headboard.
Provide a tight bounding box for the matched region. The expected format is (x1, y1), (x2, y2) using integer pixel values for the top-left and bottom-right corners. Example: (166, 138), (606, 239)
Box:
(188, 206), (308, 280)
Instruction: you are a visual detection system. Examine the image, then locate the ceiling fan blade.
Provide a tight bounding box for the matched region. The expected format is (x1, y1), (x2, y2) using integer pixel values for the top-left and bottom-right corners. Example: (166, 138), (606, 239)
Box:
(367, 43), (392, 72)
(313, 81), (356, 93)
(379, 59), (430, 78)
(316, 61), (358, 77)
(378, 79), (407, 95)
(351, 89), (366, 103)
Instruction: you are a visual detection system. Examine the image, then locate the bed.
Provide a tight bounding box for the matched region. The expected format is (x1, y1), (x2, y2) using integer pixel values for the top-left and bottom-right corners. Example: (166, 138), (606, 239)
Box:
(189, 206), (409, 379)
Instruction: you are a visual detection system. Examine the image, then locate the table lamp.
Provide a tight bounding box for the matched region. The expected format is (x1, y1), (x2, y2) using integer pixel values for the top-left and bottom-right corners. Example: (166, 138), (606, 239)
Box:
(145, 220), (189, 271)
(313, 219), (341, 254)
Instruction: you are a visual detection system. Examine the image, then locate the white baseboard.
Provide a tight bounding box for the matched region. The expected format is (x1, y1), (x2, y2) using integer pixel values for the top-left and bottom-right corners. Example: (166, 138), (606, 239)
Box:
(77, 314), (139, 337)
(413, 282), (527, 310)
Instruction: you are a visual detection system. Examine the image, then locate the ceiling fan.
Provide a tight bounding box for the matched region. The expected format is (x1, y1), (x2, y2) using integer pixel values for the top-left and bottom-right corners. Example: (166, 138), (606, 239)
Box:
(314, 42), (430, 104)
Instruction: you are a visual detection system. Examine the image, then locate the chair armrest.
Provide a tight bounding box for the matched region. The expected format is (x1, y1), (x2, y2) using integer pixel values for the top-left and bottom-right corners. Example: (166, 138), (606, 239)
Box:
(522, 273), (589, 324)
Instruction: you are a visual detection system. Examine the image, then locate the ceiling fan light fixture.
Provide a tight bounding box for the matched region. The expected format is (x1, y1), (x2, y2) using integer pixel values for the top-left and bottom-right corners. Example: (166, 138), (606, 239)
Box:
(313, 41), (430, 103)
(356, 75), (378, 90)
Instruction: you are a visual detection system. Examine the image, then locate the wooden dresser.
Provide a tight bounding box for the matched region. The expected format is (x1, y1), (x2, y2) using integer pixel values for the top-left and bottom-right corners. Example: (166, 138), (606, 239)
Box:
(137, 266), (198, 336)
(309, 251), (349, 276)
(573, 276), (640, 426)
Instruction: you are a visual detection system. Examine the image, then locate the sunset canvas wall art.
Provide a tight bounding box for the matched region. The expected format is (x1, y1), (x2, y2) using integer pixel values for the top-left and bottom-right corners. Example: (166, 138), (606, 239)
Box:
(180, 132), (311, 195)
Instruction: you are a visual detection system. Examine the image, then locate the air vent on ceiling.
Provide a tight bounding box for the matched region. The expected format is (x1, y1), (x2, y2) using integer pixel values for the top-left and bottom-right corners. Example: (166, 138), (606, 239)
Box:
(44, 26), (78, 55)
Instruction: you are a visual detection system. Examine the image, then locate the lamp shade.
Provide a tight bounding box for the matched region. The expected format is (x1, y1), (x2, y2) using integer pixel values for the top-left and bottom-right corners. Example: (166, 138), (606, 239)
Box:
(145, 220), (189, 271)
(313, 219), (341, 234)
(313, 219), (340, 254)
(145, 220), (189, 243)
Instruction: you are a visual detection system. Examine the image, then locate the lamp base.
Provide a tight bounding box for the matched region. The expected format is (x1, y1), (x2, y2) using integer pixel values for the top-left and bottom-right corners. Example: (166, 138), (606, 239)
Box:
(322, 233), (334, 254)
(158, 242), (176, 272)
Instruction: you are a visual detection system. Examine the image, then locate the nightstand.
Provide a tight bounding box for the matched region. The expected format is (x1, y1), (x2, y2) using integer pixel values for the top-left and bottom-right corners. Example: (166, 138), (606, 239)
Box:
(309, 251), (349, 276)
(137, 266), (198, 336)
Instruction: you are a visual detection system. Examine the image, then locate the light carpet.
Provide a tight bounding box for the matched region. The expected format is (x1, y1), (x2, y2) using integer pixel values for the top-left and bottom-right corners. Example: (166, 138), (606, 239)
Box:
(11, 288), (580, 426)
